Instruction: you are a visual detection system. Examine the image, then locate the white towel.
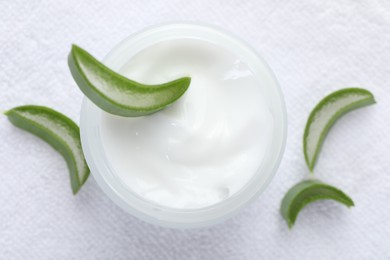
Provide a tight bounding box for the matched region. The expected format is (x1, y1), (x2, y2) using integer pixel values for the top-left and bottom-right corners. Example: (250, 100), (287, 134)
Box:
(0, 0), (389, 259)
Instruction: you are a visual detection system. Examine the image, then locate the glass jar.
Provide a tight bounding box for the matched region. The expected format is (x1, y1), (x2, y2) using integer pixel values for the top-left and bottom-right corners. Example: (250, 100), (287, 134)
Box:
(80, 23), (287, 228)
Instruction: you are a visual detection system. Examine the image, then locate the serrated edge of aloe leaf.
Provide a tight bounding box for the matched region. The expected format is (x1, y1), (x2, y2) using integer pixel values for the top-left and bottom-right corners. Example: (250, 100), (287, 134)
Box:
(5, 105), (90, 194)
(68, 44), (191, 117)
(303, 88), (375, 172)
(281, 179), (354, 229)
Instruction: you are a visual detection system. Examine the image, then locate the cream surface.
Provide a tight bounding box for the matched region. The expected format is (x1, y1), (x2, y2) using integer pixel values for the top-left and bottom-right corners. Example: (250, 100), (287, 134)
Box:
(101, 39), (273, 209)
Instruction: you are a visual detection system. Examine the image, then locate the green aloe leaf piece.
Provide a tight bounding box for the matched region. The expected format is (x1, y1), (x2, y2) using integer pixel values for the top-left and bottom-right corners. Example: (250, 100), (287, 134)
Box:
(304, 88), (375, 172)
(68, 44), (191, 117)
(281, 179), (354, 228)
(5, 105), (90, 194)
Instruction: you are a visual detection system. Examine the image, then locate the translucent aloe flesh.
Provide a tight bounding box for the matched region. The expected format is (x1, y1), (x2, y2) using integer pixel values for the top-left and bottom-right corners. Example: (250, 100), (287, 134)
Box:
(303, 88), (375, 172)
(281, 179), (354, 228)
(5, 105), (90, 194)
(68, 44), (191, 117)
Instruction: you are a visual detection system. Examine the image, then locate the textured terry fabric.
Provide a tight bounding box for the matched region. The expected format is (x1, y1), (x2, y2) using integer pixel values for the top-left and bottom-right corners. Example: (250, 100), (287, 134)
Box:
(0, 1), (389, 259)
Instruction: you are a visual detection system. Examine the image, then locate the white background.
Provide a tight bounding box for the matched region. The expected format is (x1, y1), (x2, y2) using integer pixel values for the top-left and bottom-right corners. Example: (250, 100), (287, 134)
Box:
(1, 1), (389, 259)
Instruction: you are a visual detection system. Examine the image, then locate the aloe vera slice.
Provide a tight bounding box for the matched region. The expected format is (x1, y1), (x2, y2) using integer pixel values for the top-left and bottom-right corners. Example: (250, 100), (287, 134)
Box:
(68, 44), (191, 117)
(5, 105), (89, 194)
(304, 88), (375, 172)
(281, 179), (354, 228)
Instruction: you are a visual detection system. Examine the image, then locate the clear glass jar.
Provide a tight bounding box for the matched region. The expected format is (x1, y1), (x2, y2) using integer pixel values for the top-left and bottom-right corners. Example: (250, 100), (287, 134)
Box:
(80, 23), (287, 228)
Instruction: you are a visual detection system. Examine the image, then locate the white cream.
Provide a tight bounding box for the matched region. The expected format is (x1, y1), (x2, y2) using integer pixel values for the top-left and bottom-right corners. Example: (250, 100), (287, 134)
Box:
(101, 39), (274, 209)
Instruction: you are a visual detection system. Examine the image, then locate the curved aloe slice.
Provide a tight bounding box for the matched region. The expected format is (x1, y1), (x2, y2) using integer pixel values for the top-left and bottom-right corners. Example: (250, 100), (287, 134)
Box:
(68, 44), (191, 117)
(304, 88), (375, 172)
(5, 105), (89, 194)
(281, 179), (354, 228)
